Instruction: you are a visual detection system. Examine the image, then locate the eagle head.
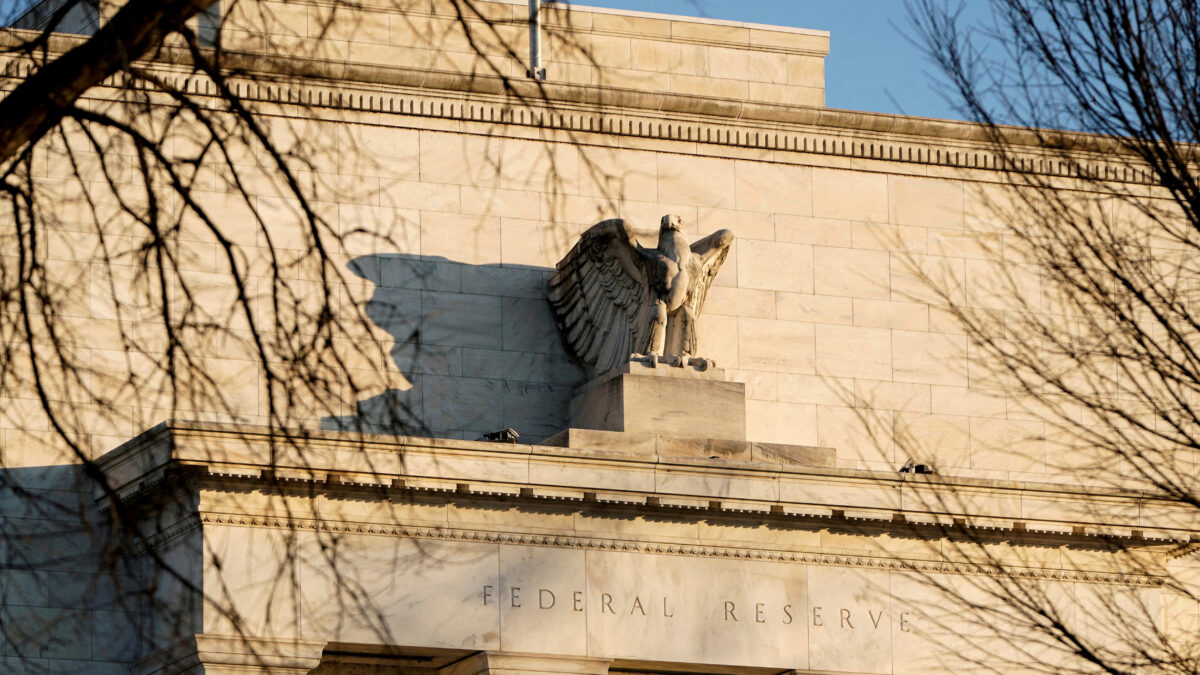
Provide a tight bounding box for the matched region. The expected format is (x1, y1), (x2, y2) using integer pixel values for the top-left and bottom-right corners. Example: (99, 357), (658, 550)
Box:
(660, 214), (684, 232)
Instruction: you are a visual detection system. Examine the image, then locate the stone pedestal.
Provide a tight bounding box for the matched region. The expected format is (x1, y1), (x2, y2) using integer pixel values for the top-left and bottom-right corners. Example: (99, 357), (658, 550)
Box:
(567, 361), (746, 442)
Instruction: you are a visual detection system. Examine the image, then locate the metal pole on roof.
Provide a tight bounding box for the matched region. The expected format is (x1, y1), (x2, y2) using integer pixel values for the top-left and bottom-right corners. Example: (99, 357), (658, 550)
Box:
(528, 0), (546, 80)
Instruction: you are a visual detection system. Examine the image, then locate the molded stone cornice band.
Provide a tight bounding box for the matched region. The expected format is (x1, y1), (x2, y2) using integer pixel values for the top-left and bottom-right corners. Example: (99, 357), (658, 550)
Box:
(98, 421), (1200, 556)
(0, 29), (1159, 178)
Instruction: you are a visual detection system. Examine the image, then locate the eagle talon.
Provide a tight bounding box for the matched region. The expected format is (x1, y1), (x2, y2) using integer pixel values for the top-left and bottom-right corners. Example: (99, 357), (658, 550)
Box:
(687, 357), (714, 371)
(660, 354), (684, 367)
(632, 353), (659, 368)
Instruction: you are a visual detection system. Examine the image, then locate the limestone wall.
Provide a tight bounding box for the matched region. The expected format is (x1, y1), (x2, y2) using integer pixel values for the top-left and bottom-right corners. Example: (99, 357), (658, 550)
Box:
(0, 1), (1173, 672)
(221, 0), (828, 107)
(1, 1), (1156, 489)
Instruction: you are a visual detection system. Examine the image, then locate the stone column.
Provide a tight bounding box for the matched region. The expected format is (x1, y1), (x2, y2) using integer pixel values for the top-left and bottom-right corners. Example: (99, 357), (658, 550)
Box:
(440, 652), (613, 675)
(132, 634), (326, 675)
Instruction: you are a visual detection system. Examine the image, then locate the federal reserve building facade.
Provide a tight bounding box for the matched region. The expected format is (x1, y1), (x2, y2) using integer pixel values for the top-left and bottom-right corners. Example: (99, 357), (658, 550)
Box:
(2, 1), (1196, 673)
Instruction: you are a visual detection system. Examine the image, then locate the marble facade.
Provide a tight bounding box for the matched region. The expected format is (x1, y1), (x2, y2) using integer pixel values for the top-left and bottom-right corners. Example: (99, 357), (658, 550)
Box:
(1, 0), (1195, 673)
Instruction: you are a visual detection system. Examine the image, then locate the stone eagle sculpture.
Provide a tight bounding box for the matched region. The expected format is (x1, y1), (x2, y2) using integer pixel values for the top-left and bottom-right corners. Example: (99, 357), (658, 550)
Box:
(548, 215), (734, 375)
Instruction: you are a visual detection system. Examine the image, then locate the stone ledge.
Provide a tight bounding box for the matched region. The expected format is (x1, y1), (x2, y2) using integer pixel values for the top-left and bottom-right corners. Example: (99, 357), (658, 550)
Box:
(94, 421), (1200, 546)
(133, 635), (326, 675)
(98, 419), (1191, 500)
(540, 428), (835, 468)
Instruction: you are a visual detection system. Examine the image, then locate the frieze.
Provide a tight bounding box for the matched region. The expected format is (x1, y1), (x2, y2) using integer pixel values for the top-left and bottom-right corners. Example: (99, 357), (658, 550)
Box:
(195, 512), (1164, 587)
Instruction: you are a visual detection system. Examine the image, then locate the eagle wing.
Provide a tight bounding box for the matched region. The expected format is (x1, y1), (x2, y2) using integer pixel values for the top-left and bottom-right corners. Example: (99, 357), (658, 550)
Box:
(686, 228), (735, 319)
(548, 219), (658, 375)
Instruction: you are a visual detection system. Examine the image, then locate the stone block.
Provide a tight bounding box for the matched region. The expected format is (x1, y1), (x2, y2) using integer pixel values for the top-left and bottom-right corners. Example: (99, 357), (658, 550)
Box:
(815, 324), (891, 380)
(776, 215), (852, 247)
(568, 364), (746, 442)
(419, 131), (501, 188)
(697, 207), (775, 242)
(501, 296), (561, 354)
(747, 82), (821, 106)
(669, 73), (749, 100)
(630, 40), (708, 76)
(308, 5), (390, 43)
(377, 256), (462, 292)
(855, 380), (931, 414)
(670, 20), (750, 44)
(227, 0), (307, 35)
(500, 217), (577, 268)
(813, 246), (891, 299)
(787, 54), (825, 87)
(420, 375), (506, 435)
(778, 373), (847, 406)
(497, 140), (579, 193)
(657, 154), (735, 209)
(890, 176), (964, 229)
(813, 169), (888, 223)
(540, 428), (658, 456)
(750, 27), (829, 52)
(499, 381), (573, 442)
(734, 160), (812, 215)
(338, 126), (419, 180)
(889, 253), (965, 305)
(461, 266), (547, 299)
(751, 441), (835, 466)
(695, 313), (740, 368)
(656, 435), (751, 461)
(420, 211), (501, 265)
(592, 13), (672, 37)
(738, 318), (815, 373)
(892, 330), (968, 387)
(705, 286), (776, 319)
(745, 399), (818, 446)
(817, 405), (894, 463)
(776, 293), (853, 325)
(853, 298), (928, 331)
(339, 203), (421, 256)
(737, 240), (813, 293)
(462, 348), (543, 383)
(969, 417), (1046, 473)
(736, 369), (778, 400)
(852, 222), (929, 253)
(421, 291), (503, 349)
(460, 186), (542, 220)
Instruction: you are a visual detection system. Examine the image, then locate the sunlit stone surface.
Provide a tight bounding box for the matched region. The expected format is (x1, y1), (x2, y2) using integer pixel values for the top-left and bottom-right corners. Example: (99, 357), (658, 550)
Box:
(4, 1), (1193, 673)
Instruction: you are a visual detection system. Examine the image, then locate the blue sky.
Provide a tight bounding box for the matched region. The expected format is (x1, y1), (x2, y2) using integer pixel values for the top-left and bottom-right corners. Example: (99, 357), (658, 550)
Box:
(0, 0), (992, 121)
(584, 0), (994, 120)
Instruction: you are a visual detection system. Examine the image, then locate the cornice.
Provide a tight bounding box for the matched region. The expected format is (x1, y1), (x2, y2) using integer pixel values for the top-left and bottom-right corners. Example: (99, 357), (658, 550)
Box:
(0, 31), (1155, 185)
(98, 421), (1200, 557)
(99, 420), (1191, 503)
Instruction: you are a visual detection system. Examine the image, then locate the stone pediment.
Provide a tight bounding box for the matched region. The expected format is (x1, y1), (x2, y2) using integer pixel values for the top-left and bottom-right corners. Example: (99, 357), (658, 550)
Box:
(100, 421), (1179, 674)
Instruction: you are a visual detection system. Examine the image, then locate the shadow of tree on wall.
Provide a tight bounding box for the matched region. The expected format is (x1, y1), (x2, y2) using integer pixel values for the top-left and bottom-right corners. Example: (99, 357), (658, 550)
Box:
(0, 465), (142, 667)
(324, 254), (584, 443)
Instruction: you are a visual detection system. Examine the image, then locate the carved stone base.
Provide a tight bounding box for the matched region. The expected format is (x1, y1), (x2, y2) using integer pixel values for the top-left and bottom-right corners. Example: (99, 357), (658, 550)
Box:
(567, 360), (746, 442)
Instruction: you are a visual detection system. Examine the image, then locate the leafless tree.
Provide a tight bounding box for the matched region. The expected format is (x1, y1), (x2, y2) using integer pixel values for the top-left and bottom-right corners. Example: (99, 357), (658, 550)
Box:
(0, 0), (613, 669)
(884, 0), (1200, 671)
